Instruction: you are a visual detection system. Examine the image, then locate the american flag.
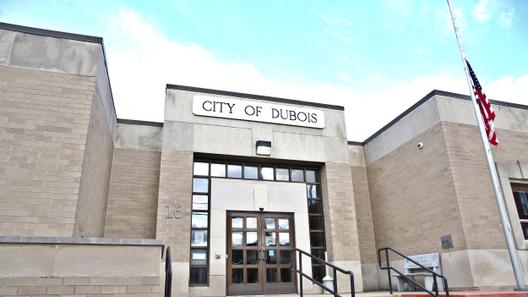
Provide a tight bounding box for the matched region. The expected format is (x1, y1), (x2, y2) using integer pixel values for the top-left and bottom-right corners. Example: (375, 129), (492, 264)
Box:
(466, 60), (499, 145)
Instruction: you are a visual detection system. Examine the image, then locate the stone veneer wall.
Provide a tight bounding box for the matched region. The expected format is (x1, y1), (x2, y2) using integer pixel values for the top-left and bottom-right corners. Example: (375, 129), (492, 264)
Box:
(322, 162), (363, 292)
(156, 150), (193, 297)
(368, 122), (467, 254)
(443, 122), (528, 250)
(0, 276), (161, 296)
(0, 66), (95, 237)
(349, 144), (379, 290)
(105, 148), (161, 238)
(74, 85), (114, 237)
(439, 123), (528, 289)
(0, 238), (164, 297)
(351, 166), (376, 261)
(367, 119), (528, 289)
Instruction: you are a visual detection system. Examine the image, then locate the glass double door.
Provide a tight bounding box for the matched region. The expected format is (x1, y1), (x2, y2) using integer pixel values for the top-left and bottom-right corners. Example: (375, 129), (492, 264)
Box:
(226, 211), (296, 295)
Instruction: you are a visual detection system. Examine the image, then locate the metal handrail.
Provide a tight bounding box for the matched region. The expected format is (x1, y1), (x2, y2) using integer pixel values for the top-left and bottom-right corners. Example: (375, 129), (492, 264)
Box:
(377, 247), (450, 297)
(291, 248), (355, 297)
(165, 246), (172, 297)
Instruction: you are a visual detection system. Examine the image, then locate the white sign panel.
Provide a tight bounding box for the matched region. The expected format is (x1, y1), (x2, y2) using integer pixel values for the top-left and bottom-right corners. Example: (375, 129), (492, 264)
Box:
(192, 95), (325, 128)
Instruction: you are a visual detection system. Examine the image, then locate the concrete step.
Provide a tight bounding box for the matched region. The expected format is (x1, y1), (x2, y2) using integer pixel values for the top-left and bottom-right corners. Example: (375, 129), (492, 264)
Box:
(398, 291), (528, 297)
(231, 290), (392, 297)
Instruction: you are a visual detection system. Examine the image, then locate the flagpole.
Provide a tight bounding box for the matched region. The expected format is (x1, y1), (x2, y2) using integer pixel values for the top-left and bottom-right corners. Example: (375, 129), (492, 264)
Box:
(446, 0), (526, 290)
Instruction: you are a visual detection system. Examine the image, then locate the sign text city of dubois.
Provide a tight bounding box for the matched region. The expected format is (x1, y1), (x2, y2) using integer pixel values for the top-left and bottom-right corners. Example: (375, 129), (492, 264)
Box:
(192, 95), (325, 129)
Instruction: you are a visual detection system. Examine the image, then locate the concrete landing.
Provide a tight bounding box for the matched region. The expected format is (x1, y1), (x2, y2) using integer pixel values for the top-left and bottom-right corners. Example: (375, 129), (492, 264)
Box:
(399, 292), (528, 297)
(231, 291), (392, 297)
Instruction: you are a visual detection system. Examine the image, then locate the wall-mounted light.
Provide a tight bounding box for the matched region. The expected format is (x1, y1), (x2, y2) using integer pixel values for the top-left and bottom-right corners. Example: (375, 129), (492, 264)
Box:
(256, 140), (272, 156)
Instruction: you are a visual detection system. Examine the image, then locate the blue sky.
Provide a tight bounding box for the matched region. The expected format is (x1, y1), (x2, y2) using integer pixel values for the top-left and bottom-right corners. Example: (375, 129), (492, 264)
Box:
(1, 0), (526, 140)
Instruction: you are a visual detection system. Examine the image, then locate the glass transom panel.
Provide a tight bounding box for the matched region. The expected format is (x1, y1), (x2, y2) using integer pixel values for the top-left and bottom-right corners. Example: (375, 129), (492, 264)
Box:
(265, 218), (276, 229)
(275, 168), (289, 181)
(232, 217), (243, 229)
(246, 217), (257, 229)
(278, 218), (289, 230)
(193, 162), (209, 176)
(232, 232), (243, 246)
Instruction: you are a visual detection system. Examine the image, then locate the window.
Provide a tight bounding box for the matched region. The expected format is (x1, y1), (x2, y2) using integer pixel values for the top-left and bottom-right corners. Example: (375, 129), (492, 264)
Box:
(291, 169), (304, 182)
(190, 163), (211, 285)
(244, 166), (258, 179)
(275, 168), (290, 181)
(261, 167), (274, 180)
(192, 178), (208, 193)
(192, 195), (208, 210)
(512, 183), (528, 240)
(210, 163), (226, 177)
(305, 168), (326, 282)
(190, 159), (326, 284)
(193, 162), (209, 176)
(227, 164), (242, 178)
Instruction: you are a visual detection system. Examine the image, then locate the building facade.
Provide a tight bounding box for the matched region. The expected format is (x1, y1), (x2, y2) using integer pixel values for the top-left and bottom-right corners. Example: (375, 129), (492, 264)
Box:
(1, 23), (528, 296)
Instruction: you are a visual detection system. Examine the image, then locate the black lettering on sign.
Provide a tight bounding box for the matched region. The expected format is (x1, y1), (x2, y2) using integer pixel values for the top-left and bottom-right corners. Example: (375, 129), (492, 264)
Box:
(214, 101), (223, 112)
(226, 102), (235, 114)
(310, 113), (318, 123)
(244, 105), (256, 116)
(297, 112), (307, 122)
(202, 100), (213, 111)
(272, 108), (279, 119)
(289, 110), (297, 121)
(279, 109), (288, 120)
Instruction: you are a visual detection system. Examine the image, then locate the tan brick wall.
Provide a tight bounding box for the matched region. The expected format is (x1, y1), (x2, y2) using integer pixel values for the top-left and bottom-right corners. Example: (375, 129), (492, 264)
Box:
(0, 276), (161, 296)
(74, 86), (114, 237)
(443, 122), (528, 250)
(322, 162), (361, 261)
(0, 65), (94, 237)
(105, 148), (161, 238)
(156, 150), (193, 261)
(351, 165), (377, 262)
(0, 241), (163, 296)
(368, 122), (467, 254)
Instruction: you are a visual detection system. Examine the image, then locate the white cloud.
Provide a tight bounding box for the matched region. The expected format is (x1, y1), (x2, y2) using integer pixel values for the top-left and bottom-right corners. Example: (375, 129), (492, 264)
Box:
(472, 0), (515, 28)
(338, 73), (352, 83)
(486, 74), (528, 103)
(436, 5), (464, 37)
(382, 0), (413, 17)
(104, 7), (526, 142)
(318, 14), (355, 43)
(473, 0), (490, 23)
(499, 8), (515, 28)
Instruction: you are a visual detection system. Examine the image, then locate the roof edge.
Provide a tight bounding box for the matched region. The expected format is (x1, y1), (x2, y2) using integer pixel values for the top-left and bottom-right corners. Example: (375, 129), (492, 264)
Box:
(347, 141), (364, 146)
(361, 89), (528, 145)
(117, 118), (164, 127)
(166, 84), (345, 111)
(0, 22), (103, 44)
(362, 89), (441, 144)
(0, 22), (117, 122)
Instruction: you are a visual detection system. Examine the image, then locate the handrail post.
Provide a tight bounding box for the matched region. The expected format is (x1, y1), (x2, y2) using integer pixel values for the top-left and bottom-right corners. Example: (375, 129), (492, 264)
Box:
(299, 251), (303, 297)
(350, 272), (355, 297)
(433, 275), (438, 297)
(444, 278), (450, 297)
(164, 246), (172, 297)
(386, 249), (392, 294)
(333, 267), (338, 294)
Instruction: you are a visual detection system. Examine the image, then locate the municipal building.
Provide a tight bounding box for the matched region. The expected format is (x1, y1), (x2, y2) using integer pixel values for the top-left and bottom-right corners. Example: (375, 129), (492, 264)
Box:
(1, 22), (528, 297)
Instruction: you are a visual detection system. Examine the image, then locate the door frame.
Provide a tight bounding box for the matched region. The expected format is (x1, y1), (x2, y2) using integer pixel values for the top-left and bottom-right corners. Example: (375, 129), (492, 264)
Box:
(226, 211), (297, 295)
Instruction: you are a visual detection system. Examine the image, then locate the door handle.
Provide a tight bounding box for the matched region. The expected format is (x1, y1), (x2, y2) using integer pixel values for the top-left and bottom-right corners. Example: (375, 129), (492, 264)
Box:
(259, 250), (267, 261)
